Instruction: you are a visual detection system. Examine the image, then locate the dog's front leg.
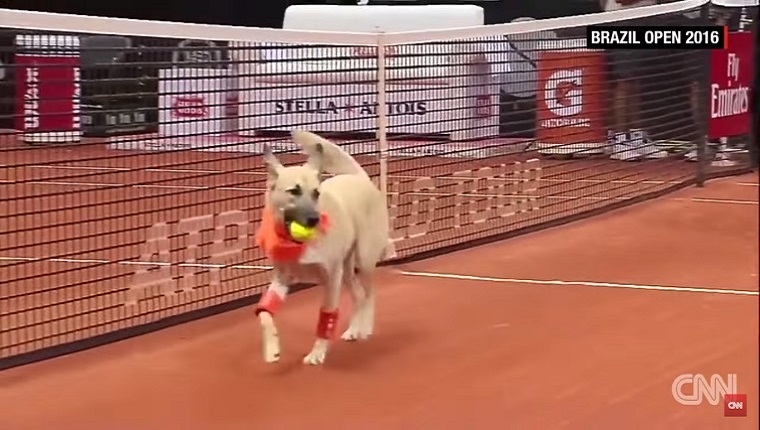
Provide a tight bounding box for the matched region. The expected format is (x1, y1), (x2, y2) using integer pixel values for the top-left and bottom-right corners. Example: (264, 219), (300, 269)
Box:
(255, 274), (290, 363)
(303, 264), (343, 366)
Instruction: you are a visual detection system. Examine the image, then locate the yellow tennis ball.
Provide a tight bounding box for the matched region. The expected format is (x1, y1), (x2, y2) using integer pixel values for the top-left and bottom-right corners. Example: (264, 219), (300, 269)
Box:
(289, 221), (316, 242)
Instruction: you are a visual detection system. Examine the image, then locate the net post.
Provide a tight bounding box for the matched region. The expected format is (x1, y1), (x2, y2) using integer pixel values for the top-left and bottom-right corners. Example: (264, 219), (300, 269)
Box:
(751, 105), (759, 169)
(375, 32), (390, 203)
(695, 2), (712, 188)
(696, 133), (708, 188)
(738, 6), (758, 170)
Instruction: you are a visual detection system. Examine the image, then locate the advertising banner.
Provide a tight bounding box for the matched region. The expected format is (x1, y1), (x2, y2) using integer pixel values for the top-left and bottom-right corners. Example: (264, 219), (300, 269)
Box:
(233, 43), (501, 141)
(708, 31), (754, 139)
(158, 68), (229, 138)
(535, 48), (606, 154)
(238, 81), (499, 141)
(14, 35), (81, 143)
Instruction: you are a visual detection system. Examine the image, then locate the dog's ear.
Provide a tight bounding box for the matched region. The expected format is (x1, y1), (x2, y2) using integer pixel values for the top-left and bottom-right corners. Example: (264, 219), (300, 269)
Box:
(262, 144), (283, 179)
(304, 141), (324, 173)
(292, 130), (325, 173)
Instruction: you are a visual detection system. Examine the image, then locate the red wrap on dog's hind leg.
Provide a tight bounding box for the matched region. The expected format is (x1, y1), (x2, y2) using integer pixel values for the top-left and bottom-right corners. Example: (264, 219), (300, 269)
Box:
(316, 308), (340, 340)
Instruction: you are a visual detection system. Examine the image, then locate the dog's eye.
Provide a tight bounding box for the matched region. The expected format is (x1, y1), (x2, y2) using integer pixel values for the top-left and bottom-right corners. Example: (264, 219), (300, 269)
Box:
(312, 189), (320, 200)
(287, 186), (302, 196)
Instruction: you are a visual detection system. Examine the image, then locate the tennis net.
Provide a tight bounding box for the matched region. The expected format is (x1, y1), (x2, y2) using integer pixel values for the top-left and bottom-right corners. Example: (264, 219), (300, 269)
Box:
(0, 0), (755, 367)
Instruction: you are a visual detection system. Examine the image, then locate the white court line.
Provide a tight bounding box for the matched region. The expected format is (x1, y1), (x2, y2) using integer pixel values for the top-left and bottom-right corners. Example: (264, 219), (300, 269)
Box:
(679, 197), (759, 205)
(25, 164), (681, 186)
(34, 180), (121, 187)
(28, 164), (261, 175)
(15, 176), (743, 206)
(146, 168), (217, 174)
(398, 270), (759, 297)
(736, 182), (758, 187)
(11, 179), (631, 202)
(4, 256), (756, 297)
(408, 190), (617, 201)
(30, 165), (131, 171)
(0, 256), (273, 271)
(15, 180), (267, 193)
(390, 173), (680, 186)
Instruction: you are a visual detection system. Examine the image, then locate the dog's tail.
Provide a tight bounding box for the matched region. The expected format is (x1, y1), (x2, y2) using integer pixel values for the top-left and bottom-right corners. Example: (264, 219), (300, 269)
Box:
(291, 130), (369, 179)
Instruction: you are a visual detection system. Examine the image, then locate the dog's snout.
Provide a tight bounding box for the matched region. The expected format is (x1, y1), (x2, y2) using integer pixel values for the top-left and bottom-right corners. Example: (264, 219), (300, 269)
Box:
(305, 214), (320, 228)
(284, 207), (320, 228)
(283, 208), (297, 224)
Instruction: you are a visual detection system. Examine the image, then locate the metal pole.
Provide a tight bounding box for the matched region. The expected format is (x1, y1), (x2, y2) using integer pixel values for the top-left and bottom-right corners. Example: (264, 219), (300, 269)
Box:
(743, 7), (759, 169)
(696, 2), (712, 187)
(376, 34), (389, 202)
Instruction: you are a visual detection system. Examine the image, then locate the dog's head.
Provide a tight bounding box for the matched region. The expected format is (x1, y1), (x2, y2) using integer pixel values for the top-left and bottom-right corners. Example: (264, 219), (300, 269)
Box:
(262, 141), (325, 228)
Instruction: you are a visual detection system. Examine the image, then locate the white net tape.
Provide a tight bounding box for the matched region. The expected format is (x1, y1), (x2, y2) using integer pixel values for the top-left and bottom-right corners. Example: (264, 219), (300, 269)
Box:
(0, 1), (711, 44)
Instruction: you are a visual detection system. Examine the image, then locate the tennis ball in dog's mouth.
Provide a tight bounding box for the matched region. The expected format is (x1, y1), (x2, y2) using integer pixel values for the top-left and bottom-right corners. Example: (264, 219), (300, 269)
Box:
(288, 221), (317, 242)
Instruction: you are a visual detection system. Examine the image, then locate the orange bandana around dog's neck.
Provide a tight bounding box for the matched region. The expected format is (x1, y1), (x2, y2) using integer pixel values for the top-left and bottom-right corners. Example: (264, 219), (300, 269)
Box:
(256, 204), (330, 263)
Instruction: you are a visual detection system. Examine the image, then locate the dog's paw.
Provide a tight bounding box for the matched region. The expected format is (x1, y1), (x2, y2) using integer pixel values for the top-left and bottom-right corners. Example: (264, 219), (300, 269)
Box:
(340, 324), (371, 342)
(341, 308), (373, 342)
(261, 328), (281, 363)
(303, 339), (329, 365)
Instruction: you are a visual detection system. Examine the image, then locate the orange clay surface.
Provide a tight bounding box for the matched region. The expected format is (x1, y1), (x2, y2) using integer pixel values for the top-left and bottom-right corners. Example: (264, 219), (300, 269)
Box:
(0, 173), (757, 430)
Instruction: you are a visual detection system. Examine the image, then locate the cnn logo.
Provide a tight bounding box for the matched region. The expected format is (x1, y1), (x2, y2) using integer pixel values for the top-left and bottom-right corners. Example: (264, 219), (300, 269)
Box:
(671, 374), (747, 417)
(725, 394), (748, 418)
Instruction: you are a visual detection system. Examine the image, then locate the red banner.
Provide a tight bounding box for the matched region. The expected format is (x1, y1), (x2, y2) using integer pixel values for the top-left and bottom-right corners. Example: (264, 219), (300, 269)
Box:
(708, 31), (754, 139)
(14, 54), (80, 133)
(536, 50), (606, 147)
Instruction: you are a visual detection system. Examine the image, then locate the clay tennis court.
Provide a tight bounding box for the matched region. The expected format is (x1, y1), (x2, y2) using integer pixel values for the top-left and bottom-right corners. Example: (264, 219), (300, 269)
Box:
(0, 135), (757, 429)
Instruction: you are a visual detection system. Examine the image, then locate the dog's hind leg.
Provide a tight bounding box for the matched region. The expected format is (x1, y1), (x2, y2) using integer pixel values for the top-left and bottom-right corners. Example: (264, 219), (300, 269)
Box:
(304, 264), (344, 366)
(341, 263), (373, 342)
(357, 269), (376, 338)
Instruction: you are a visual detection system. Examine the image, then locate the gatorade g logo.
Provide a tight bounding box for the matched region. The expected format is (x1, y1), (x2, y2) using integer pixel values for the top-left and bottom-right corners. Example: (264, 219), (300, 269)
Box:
(545, 69), (583, 117)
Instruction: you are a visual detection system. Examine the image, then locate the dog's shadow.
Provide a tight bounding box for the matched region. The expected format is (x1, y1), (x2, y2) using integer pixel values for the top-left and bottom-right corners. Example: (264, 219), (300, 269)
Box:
(265, 326), (422, 375)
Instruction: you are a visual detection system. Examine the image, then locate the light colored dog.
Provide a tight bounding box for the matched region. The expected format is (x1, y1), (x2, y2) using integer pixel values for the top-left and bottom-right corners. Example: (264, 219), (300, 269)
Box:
(255, 130), (394, 365)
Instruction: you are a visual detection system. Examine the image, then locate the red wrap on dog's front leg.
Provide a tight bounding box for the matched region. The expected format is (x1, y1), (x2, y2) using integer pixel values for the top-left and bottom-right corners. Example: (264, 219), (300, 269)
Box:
(255, 289), (285, 316)
(316, 308), (340, 340)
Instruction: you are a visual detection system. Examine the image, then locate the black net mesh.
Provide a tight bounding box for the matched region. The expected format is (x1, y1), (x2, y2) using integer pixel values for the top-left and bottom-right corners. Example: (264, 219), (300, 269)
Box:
(0, 1), (755, 366)
(382, 2), (755, 256)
